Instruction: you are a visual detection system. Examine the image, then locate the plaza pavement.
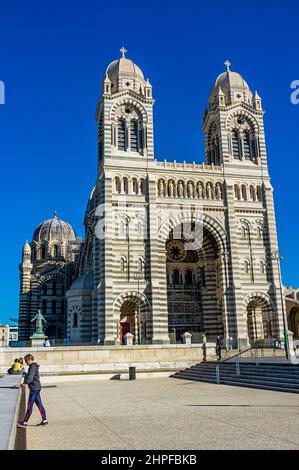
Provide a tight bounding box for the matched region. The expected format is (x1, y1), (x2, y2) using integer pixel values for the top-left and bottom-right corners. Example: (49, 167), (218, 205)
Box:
(26, 377), (299, 450)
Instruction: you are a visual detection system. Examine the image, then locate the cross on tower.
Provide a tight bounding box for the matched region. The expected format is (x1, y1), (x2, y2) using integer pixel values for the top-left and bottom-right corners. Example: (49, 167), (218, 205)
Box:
(224, 60), (231, 71)
(120, 47), (127, 58)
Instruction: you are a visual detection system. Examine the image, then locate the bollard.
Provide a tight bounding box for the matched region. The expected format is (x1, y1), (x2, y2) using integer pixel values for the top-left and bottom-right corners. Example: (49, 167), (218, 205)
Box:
(129, 366), (136, 380)
(236, 356), (240, 376)
(216, 364), (220, 384)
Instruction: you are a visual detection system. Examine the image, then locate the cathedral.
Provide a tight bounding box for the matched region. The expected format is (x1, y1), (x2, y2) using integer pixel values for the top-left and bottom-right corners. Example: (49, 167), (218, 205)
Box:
(18, 49), (285, 348)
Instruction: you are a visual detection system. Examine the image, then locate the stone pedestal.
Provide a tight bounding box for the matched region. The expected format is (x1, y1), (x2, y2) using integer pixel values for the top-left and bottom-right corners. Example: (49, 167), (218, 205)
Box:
(125, 333), (134, 346)
(182, 332), (192, 345)
(30, 337), (46, 347)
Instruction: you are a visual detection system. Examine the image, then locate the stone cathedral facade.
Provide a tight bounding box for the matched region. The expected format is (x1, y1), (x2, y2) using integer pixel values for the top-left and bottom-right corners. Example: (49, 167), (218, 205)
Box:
(19, 50), (284, 347)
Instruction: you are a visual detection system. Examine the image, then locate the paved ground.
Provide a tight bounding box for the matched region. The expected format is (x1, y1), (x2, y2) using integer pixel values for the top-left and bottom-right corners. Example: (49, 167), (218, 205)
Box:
(26, 377), (299, 450)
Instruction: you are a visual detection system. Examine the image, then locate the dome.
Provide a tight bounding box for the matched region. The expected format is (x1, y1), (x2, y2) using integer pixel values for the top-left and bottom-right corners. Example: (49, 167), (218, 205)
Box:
(33, 212), (76, 243)
(209, 61), (253, 105)
(106, 57), (144, 83)
(103, 48), (149, 96)
(67, 271), (94, 294)
(22, 240), (31, 253)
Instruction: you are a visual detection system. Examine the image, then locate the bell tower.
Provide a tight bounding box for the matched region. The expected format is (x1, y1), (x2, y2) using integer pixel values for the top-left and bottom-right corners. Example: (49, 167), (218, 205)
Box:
(96, 48), (155, 173)
(202, 61), (284, 345)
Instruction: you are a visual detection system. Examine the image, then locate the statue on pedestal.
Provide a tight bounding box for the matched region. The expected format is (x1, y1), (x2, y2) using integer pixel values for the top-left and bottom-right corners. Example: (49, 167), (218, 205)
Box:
(30, 310), (47, 340)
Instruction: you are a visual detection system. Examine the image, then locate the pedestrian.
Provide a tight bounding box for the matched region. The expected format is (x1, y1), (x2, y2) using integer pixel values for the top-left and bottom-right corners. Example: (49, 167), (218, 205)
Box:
(16, 354), (48, 428)
(216, 336), (222, 361)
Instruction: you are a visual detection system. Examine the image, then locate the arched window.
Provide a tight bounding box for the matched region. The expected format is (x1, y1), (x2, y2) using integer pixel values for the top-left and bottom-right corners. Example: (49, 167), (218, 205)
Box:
(172, 269), (180, 285)
(140, 178), (145, 195)
(199, 267), (206, 287)
(73, 313), (78, 328)
(123, 178), (129, 194)
(42, 284), (47, 296)
(234, 184), (241, 200)
(245, 259), (250, 274)
(256, 186), (262, 202)
(42, 299), (47, 315)
(257, 226), (263, 239)
(232, 131), (241, 160)
(120, 220), (128, 238)
(250, 185), (256, 201)
(243, 132), (251, 160)
(136, 221), (143, 236)
(260, 260), (266, 274)
(137, 257), (144, 273)
(115, 177), (121, 194)
(41, 246), (46, 259)
(118, 120), (126, 151)
(186, 269), (194, 286)
(53, 245), (59, 258)
(132, 178), (138, 194)
(241, 185), (247, 201)
(52, 281), (56, 295)
(120, 256), (127, 272)
(130, 121), (138, 152)
(241, 226), (248, 240)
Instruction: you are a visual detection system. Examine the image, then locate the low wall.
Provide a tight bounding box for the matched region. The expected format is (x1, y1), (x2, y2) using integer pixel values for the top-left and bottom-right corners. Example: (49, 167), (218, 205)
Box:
(0, 344), (215, 375)
(0, 374), (24, 450)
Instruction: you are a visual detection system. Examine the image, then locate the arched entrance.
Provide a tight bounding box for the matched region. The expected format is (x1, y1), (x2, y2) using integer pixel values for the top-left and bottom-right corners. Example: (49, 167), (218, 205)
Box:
(246, 296), (273, 346)
(113, 292), (150, 345)
(290, 307), (299, 339)
(166, 223), (225, 342)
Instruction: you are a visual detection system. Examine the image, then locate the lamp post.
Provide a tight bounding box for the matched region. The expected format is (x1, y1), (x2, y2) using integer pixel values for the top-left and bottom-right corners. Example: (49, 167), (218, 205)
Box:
(271, 250), (288, 359)
(134, 272), (143, 345)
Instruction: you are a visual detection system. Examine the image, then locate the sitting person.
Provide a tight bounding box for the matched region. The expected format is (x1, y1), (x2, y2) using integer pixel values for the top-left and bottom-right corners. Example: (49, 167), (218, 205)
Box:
(18, 358), (25, 372)
(7, 358), (23, 375)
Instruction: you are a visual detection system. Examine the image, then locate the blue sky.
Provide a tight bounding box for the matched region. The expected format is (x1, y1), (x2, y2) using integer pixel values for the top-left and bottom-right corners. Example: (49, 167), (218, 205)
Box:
(0, 1), (298, 324)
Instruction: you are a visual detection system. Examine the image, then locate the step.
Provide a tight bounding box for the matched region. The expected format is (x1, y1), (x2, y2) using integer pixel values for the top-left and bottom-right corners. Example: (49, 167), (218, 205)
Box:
(187, 367), (299, 382)
(173, 371), (299, 389)
(171, 375), (299, 394)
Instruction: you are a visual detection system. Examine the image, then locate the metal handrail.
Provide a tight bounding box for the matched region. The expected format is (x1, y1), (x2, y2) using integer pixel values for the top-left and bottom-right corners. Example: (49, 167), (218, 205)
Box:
(221, 346), (253, 363)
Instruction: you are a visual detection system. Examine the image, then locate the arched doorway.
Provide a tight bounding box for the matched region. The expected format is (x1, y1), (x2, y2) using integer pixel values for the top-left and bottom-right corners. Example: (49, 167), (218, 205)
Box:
(166, 224), (224, 342)
(114, 292), (150, 345)
(246, 297), (273, 346)
(290, 307), (299, 339)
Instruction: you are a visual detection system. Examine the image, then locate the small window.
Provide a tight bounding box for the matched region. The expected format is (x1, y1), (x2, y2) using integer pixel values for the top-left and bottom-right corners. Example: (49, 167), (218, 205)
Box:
(42, 299), (47, 315)
(260, 260), (266, 274)
(232, 131), (241, 160)
(41, 246), (46, 259)
(242, 226), (248, 239)
(118, 120), (126, 151)
(52, 299), (56, 314)
(73, 313), (78, 328)
(172, 269), (180, 285)
(53, 245), (59, 258)
(245, 260), (250, 274)
(120, 256), (127, 272)
(130, 121), (138, 152)
(42, 284), (47, 296)
(186, 269), (194, 285)
(243, 132), (251, 160)
(52, 281), (56, 296)
(137, 257), (144, 273)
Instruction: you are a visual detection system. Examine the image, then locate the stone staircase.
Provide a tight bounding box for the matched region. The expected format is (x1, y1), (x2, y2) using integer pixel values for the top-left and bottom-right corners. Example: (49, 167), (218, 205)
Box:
(171, 361), (299, 394)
